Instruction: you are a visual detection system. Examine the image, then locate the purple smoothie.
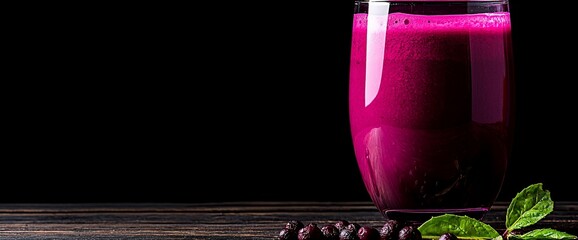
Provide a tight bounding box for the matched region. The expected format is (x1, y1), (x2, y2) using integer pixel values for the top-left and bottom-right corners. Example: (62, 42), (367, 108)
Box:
(349, 12), (514, 222)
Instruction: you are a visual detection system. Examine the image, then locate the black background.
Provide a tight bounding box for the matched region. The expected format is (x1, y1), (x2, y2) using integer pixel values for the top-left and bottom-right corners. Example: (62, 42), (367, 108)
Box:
(3, 1), (576, 203)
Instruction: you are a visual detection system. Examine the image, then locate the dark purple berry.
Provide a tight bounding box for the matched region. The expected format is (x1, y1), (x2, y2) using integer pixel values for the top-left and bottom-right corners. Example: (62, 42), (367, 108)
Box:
(298, 223), (323, 240)
(346, 223), (361, 233)
(340, 229), (360, 240)
(321, 224), (340, 240)
(286, 220), (305, 232)
(380, 220), (402, 240)
(439, 233), (458, 240)
(278, 228), (298, 240)
(398, 226), (422, 240)
(357, 226), (380, 240)
(334, 220), (350, 231)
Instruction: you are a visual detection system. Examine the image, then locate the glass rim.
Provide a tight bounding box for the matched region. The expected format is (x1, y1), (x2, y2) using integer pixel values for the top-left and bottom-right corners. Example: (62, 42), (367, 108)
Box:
(364, 0), (508, 2)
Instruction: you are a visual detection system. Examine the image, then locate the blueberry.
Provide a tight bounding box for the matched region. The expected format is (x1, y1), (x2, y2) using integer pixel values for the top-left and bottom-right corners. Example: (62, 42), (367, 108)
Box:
(379, 220), (402, 240)
(346, 223), (361, 233)
(439, 233), (458, 240)
(286, 220), (305, 232)
(321, 224), (340, 240)
(357, 226), (380, 240)
(398, 226), (422, 240)
(340, 229), (360, 240)
(278, 228), (298, 240)
(298, 223), (323, 240)
(334, 220), (350, 231)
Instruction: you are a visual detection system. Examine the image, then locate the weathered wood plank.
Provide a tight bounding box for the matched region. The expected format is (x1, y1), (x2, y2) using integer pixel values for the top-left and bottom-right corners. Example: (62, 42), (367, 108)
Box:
(0, 202), (575, 239)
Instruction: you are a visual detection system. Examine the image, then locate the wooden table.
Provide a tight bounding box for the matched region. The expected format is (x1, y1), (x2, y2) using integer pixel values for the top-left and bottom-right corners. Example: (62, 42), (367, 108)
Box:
(0, 201), (576, 239)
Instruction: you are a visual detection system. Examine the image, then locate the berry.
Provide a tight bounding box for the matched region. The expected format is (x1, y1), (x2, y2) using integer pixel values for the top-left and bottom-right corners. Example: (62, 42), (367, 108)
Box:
(321, 224), (340, 240)
(298, 223), (323, 240)
(439, 233), (458, 240)
(286, 220), (305, 232)
(357, 226), (380, 240)
(379, 220), (402, 240)
(398, 225), (422, 240)
(340, 228), (360, 240)
(278, 228), (298, 240)
(346, 223), (361, 233)
(334, 220), (350, 231)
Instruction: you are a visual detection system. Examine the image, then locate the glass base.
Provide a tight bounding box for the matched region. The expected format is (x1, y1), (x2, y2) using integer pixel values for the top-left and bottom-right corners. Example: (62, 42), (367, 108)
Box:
(383, 207), (489, 224)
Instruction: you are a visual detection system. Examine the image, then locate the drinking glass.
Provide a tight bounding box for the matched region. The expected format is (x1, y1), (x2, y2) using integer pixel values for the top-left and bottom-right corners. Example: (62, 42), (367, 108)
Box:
(348, 0), (514, 223)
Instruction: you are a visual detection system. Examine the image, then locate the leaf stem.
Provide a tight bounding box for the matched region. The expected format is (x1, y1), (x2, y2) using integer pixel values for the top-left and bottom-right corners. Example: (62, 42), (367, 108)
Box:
(502, 229), (510, 240)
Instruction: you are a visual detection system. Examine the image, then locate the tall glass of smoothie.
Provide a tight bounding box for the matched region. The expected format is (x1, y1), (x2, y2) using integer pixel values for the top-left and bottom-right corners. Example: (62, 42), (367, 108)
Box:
(349, 0), (514, 223)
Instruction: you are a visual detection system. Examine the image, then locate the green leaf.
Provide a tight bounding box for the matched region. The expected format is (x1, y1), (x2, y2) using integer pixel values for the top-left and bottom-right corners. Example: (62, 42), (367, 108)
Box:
(506, 183), (554, 231)
(418, 214), (501, 240)
(508, 228), (578, 240)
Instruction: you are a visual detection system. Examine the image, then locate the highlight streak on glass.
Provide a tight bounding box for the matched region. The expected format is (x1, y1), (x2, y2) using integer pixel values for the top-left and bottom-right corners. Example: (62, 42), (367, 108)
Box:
(365, 2), (389, 107)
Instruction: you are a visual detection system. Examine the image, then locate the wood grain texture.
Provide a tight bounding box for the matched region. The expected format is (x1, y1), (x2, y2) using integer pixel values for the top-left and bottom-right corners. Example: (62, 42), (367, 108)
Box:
(0, 202), (576, 239)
